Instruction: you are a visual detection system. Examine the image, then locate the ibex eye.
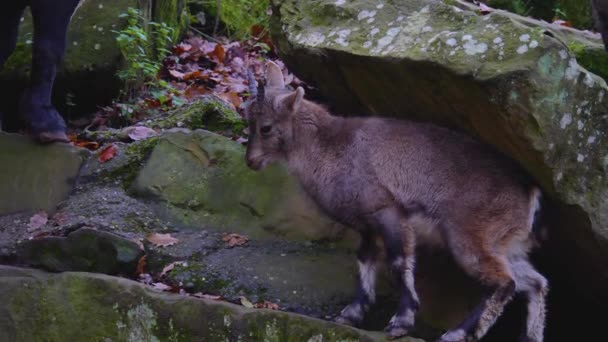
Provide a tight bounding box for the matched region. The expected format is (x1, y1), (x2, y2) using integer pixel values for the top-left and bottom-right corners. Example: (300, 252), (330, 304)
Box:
(261, 125), (272, 134)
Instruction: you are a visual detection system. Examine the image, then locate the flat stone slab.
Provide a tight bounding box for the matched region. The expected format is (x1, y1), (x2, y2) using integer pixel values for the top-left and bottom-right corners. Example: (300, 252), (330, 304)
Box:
(0, 265), (423, 342)
(0, 133), (89, 215)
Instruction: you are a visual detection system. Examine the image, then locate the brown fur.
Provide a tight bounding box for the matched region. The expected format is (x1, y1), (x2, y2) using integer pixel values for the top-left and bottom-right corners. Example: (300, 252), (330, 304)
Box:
(245, 62), (547, 342)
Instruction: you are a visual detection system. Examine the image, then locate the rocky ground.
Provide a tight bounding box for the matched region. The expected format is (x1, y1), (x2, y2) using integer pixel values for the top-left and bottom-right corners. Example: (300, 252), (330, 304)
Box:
(0, 99), (433, 341)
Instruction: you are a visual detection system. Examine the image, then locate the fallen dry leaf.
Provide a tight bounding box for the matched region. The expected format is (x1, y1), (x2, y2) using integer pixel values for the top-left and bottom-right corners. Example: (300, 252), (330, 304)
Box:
(136, 255), (146, 275)
(132, 237), (144, 251)
(184, 85), (211, 100)
(254, 300), (280, 310)
(219, 91), (243, 109)
(146, 233), (179, 247)
(210, 44), (226, 63)
(222, 233), (248, 248)
(68, 134), (100, 150)
(160, 261), (187, 277)
(478, 3), (493, 15)
(138, 273), (153, 284)
(152, 282), (172, 291)
(98, 145), (117, 163)
(169, 69), (186, 79)
(183, 70), (205, 81)
(50, 212), (69, 226)
(193, 293), (222, 300)
(552, 18), (573, 27)
(124, 126), (157, 141)
(239, 296), (254, 308)
(28, 211), (48, 230)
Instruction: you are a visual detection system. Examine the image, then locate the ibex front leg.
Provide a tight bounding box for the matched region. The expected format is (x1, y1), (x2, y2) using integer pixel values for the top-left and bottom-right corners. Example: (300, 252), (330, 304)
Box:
(335, 228), (380, 327)
(376, 206), (419, 339)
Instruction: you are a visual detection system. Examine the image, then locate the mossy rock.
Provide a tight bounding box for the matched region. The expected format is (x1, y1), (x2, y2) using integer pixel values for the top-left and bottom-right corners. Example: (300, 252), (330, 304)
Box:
(131, 129), (345, 241)
(16, 227), (143, 274)
(0, 265), (422, 341)
(145, 96), (246, 134)
(0, 132), (89, 215)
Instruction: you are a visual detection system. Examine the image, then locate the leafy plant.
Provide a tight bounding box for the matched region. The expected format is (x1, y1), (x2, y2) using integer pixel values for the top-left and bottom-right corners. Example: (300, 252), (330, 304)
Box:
(114, 7), (177, 102)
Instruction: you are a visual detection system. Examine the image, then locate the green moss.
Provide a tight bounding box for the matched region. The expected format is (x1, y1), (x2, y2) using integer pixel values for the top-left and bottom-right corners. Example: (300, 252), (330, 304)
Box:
(2, 42), (32, 75)
(568, 42), (608, 81)
(146, 97), (245, 134)
(154, 0), (189, 42)
(102, 137), (160, 190)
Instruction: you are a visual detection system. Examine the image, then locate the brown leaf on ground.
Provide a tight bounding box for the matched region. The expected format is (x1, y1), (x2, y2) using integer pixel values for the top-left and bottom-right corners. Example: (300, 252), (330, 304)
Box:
(210, 44), (226, 63)
(98, 145), (117, 163)
(184, 85), (211, 100)
(146, 233), (179, 247)
(160, 261), (187, 277)
(28, 211), (48, 230)
(218, 91), (243, 109)
(124, 126), (157, 141)
(174, 42), (192, 55)
(222, 233), (249, 247)
(152, 282), (172, 291)
(138, 273), (153, 284)
(133, 237), (145, 251)
(239, 296), (254, 308)
(223, 76), (249, 93)
(136, 255), (146, 275)
(478, 3), (493, 15)
(50, 212), (69, 226)
(552, 18), (573, 27)
(183, 70), (205, 81)
(169, 69), (186, 79)
(193, 293), (222, 300)
(254, 300), (280, 310)
(68, 134), (100, 150)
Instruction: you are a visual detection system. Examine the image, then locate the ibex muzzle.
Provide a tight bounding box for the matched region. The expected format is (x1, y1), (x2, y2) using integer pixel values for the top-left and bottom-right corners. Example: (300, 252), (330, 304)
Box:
(245, 61), (547, 342)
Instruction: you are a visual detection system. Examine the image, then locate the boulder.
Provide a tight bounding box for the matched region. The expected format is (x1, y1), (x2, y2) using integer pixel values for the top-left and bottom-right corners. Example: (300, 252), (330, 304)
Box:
(271, 0), (608, 295)
(270, 0), (607, 339)
(0, 265), (422, 342)
(0, 0), (188, 115)
(131, 129), (346, 241)
(0, 132), (89, 215)
(16, 227), (143, 274)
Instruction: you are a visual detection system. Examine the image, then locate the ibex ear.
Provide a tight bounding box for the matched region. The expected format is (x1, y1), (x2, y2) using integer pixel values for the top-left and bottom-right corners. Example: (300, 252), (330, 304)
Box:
(284, 87), (305, 113)
(265, 61), (285, 88)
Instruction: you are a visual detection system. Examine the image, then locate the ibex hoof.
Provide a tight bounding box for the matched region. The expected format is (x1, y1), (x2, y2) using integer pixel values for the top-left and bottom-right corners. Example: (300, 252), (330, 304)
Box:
(384, 322), (412, 340)
(333, 315), (359, 327)
(438, 329), (468, 342)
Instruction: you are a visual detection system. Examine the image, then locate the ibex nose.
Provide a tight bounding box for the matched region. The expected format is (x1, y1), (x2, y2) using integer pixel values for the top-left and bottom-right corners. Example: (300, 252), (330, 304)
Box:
(245, 156), (258, 170)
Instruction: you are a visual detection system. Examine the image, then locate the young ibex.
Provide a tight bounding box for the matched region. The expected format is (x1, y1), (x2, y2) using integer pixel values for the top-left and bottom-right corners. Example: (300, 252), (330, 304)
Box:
(244, 62), (547, 342)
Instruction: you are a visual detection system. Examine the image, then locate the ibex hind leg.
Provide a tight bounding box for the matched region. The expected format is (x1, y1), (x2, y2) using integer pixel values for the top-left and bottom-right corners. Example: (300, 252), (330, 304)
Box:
(439, 253), (516, 342)
(510, 258), (547, 342)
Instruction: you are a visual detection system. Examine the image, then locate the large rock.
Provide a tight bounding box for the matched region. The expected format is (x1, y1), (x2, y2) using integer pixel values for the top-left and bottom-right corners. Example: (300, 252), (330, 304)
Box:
(0, 265), (422, 342)
(0, 0), (188, 114)
(16, 227), (143, 274)
(271, 0), (608, 295)
(131, 129), (346, 241)
(0, 132), (89, 215)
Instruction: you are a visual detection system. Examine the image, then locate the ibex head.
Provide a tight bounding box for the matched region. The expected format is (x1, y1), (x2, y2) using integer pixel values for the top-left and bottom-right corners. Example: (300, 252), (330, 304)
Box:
(245, 61), (305, 170)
